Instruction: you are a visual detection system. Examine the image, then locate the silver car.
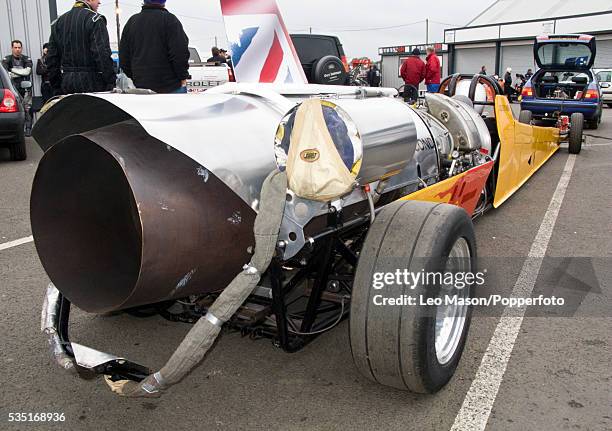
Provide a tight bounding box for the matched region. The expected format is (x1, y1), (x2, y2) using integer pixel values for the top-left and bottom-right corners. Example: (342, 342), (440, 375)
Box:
(595, 69), (612, 107)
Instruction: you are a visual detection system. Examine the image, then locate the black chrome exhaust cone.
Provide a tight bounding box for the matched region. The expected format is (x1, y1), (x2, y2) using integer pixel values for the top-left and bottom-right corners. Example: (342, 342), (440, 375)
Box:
(31, 120), (256, 314)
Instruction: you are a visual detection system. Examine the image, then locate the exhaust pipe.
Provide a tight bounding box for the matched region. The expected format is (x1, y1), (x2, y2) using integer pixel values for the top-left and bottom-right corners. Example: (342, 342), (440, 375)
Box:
(31, 119), (256, 314)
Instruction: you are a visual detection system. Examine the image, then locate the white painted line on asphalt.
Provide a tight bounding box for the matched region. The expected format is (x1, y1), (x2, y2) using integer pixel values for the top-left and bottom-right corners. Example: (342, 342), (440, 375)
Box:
(0, 235), (34, 251)
(586, 142), (612, 147)
(451, 154), (577, 431)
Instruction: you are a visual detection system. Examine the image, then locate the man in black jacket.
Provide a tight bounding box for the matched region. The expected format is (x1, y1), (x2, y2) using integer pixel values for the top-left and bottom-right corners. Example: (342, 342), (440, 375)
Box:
(47, 0), (116, 94)
(36, 43), (53, 103)
(119, 0), (190, 93)
(366, 64), (381, 87)
(504, 67), (514, 100)
(2, 40), (33, 97)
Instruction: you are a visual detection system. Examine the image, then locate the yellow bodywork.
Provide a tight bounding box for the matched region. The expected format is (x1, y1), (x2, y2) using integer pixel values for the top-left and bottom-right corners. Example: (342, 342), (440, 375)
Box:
(401, 161), (493, 216)
(493, 96), (560, 207)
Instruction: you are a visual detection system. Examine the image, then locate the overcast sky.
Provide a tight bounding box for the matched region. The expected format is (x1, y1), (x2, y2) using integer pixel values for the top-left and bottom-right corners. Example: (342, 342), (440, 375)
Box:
(56, 0), (495, 58)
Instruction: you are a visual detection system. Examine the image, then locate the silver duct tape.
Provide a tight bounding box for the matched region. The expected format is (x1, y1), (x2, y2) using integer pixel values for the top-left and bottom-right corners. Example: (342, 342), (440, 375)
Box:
(47, 333), (75, 371)
(41, 283), (60, 332)
(242, 263), (259, 275)
(204, 313), (224, 328)
(141, 372), (164, 394)
(41, 284), (75, 372)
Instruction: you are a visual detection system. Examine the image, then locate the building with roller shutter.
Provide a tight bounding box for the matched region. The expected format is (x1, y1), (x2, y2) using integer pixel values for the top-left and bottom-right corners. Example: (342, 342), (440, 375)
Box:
(445, 0), (612, 77)
(1, 1), (57, 97)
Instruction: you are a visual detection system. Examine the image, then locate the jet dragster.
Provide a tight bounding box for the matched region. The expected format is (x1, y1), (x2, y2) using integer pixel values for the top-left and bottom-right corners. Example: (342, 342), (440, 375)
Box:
(34, 0), (583, 398)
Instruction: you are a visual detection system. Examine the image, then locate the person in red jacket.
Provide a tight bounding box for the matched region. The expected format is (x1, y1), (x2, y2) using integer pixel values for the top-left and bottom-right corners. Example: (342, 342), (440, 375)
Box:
(400, 48), (425, 89)
(425, 46), (441, 93)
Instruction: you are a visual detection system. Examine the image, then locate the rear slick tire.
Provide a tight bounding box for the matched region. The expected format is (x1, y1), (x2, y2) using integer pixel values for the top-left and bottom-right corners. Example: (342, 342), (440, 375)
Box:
(349, 200), (477, 393)
(568, 113), (583, 154)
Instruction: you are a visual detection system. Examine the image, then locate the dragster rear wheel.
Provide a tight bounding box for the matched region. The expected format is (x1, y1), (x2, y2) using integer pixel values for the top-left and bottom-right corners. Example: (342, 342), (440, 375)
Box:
(519, 110), (533, 125)
(349, 200), (477, 393)
(568, 112), (584, 155)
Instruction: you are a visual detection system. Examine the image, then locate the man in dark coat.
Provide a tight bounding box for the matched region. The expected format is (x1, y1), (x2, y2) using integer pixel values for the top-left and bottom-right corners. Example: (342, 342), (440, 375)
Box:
(366, 64), (381, 87)
(504, 67), (514, 99)
(119, 0), (190, 93)
(36, 43), (53, 103)
(47, 0), (116, 94)
(2, 40), (33, 97)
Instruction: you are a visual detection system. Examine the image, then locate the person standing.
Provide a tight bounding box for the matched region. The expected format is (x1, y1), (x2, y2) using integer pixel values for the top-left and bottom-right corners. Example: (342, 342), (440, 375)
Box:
(119, 0), (190, 93)
(207, 47), (227, 63)
(504, 67), (513, 99)
(479, 65), (487, 75)
(366, 64), (381, 87)
(525, 68), (533, 81)
(46, 0), (116, 94)
(400, 48), (425, 101)
(424, 46), (441, 92)
(36, 43), (53, 103)
(2, 40), (33, 97)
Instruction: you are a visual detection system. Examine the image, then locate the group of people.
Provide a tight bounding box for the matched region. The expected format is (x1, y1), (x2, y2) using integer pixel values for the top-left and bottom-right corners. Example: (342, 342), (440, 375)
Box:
(1, 0), (202, 98)
(480, 64), (534, 100)
(2, 39), (61, 103)
(400, 46), (441, 96)
(2, 40), (54, 134)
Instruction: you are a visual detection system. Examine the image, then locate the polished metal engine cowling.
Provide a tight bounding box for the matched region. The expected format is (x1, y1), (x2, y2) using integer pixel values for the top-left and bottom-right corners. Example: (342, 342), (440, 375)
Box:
(425, 93), (491, 153)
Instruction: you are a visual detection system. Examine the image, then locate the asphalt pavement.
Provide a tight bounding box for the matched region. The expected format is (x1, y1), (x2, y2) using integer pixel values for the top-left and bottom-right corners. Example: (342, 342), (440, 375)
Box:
(0, 106), (610, 431)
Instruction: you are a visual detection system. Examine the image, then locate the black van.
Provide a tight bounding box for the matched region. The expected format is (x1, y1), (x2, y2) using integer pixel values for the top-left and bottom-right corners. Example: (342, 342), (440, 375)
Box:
(290, 34), (350, 85)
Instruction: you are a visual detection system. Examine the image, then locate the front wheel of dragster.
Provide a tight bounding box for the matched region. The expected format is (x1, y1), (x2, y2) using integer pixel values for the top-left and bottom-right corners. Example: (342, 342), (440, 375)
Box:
(349, 200), (477, 393)
(568, 112), (584, 154)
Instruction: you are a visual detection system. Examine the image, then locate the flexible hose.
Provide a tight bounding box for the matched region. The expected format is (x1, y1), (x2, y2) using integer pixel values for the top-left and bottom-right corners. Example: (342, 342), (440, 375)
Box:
(105, 170), (288, 397)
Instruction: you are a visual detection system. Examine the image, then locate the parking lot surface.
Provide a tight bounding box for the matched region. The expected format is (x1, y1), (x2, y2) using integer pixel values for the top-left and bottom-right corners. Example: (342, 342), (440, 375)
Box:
(1, 107), (610, 431)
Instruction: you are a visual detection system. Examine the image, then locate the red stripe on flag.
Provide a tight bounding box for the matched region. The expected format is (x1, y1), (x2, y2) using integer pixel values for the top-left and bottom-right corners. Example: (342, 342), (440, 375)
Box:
(221, 0), (279, 15)
(259, 33), (283, 82)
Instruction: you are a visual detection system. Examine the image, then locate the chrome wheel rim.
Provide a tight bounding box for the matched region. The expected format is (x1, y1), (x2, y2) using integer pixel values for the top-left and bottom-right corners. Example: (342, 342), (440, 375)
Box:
(435, 237), (471, 365)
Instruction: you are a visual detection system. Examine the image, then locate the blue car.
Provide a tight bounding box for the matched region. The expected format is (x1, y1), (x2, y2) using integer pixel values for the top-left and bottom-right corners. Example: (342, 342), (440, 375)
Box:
(520, 34), (603, 130)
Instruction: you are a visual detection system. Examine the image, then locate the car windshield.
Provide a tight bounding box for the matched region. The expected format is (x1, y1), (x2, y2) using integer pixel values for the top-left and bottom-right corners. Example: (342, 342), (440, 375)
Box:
(537, 43), (592, 68)
(188, 48), (201, 64)
(291, 37), (339, 64)
(596, 71), (611, 82)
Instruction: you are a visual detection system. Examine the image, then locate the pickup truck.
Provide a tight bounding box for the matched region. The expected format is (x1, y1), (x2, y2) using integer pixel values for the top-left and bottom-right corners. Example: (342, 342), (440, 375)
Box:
(186, 46), (234, 93)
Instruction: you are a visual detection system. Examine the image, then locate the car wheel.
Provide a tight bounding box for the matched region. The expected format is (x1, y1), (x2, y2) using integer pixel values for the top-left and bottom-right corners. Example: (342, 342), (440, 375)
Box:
(9, 129), (27, 161)
(350, 200), (476, 393)
(519, 110), (533, 124)
(568, 113), (583, 155)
